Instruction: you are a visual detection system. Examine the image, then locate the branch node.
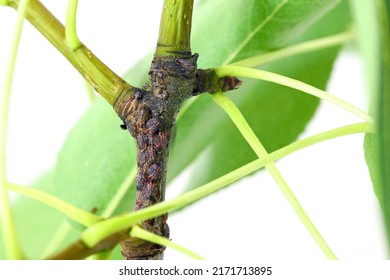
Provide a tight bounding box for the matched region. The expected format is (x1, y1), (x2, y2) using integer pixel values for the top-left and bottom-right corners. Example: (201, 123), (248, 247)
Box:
(194, 68), (242, 95)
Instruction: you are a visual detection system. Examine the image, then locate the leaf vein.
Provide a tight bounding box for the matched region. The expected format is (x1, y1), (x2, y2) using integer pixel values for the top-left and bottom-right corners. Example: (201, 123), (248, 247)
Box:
(222, 0), (289, 65)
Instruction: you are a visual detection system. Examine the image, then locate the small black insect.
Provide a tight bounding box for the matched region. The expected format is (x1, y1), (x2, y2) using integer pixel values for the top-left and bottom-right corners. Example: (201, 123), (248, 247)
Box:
(120, 121), (127, 130)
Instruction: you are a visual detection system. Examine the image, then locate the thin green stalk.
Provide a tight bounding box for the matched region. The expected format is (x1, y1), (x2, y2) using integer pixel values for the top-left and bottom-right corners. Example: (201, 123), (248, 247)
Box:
(212, 92), (337, 259)
(40, 220), (72, 259)
(130, 225), (204, 260)
(102, 167), (136, 218)
(0, 0), (30, 259)
(81, 122), (371, 248)
(83, 78), (96, 103)
(66, 0), (81, 51)
(7, 183), (102, 227)
(232, 31), (355, 67)
(156, 0), (194, 57)
(281, 122), (373, 155)
(216, 65), (374, 124)
(8, 0), (132, 105)
(87, 250), (112, 260)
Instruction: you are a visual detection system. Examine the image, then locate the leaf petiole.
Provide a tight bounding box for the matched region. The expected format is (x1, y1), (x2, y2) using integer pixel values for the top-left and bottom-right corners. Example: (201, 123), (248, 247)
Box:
(232, 31), (355, 67)
(65, 0), (81, 51)
(0, 0), (31, 260)
(212, 92), (337, 259)
(7, 183), (102, 227)
(216, 65), (374, 123)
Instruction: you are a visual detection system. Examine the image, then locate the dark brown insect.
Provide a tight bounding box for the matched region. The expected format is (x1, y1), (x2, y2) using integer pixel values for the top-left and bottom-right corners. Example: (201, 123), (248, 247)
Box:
(120, 121), (127, 130)
(146, 117), (160, 134)
(147, 163), (161, 182)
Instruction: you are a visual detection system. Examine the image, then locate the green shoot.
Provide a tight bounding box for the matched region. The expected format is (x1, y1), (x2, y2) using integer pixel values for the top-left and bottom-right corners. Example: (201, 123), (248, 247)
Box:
(66, 0), (81, 51)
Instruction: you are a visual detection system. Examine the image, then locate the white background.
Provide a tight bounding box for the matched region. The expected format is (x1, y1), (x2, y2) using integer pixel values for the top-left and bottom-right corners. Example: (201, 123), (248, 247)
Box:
(0, 1), (387, 260)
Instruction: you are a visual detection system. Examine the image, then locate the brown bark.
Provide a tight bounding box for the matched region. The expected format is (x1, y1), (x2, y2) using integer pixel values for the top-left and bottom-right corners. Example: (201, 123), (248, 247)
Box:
(113, 55), (241, 259)
(114, 54), (197, 259)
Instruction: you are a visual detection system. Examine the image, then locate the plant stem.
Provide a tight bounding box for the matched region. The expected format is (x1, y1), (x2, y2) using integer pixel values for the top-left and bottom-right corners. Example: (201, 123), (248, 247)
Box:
(0, 0), (30, 260)
(7, 183), (102, 227)
(211, 92), (337, 259)
(8, 0), (132, 105)
(65, 0), (81, 51)
(216, 65), (374, 123)
(155, 0), (194, 57)
(80, 122), (370, 250)
(232, 31), (355, 67)
(112, 0), (207, 260)
(130, 225), (204, 260)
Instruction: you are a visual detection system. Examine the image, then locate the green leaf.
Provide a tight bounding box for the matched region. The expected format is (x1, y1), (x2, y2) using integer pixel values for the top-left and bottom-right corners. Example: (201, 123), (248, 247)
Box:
(179, 0), (350, 189)
(54, 99), (137, 225)
(358, 0), (390, 247)
(193, 0), (342, 66)
(0, 172), (78, 259)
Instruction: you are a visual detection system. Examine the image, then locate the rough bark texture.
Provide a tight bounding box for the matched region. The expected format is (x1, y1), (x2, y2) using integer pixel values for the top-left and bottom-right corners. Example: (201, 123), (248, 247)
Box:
(114, 54), (197, 259)
(114, 54), (241, 260)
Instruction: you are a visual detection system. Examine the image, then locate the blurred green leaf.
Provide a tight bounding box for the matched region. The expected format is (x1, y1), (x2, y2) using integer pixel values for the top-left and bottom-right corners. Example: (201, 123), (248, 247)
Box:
(0, 172), (78, 259)
(180, 0), (350, 189)
(169, 0), (349, 184)
(54, 99), (137, 224)
(109, 244), (124, 260)
(192, 0), (342, 66)
(359, 0), (390, 248)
